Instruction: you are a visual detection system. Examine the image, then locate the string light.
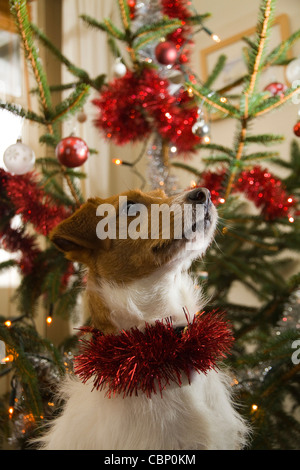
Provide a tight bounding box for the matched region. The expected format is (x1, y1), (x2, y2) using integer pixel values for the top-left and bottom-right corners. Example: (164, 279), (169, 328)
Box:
(112, 158), (132, 167)
(46, 304), (53, 325)
(203, 27), (221, 43)
(289, 216), (295, 223)
(2, 354), (14, 363)
(8, 378), (17, 417)
(4, 320), (12, 327)
(211, 33), (221, 43)
(252, 404), (258, 411)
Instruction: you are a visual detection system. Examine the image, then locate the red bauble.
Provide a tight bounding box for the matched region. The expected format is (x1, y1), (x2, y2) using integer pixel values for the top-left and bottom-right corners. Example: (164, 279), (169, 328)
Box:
(293, 122), (300, 137)
(56, 136), (89, 168)
(155, 41), (178, 65)
(264, 82), (287, 96)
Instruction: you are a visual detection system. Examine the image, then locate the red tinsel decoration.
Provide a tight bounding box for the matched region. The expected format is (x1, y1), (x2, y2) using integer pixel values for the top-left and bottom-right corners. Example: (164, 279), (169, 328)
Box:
(0, 168), (71, 274)
(2, 170), (70, 236)
(235, 167), (296, 220)
(93, 69), (200, 154)
(199, 166), (296, 221)
(1, 226), (41, 274)
(74, 310), (233, 398)
(161, 0), (193, 64)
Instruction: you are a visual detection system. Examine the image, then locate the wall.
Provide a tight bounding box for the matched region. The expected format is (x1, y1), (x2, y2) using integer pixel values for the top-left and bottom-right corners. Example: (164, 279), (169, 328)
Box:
(186, 0), (300, 182)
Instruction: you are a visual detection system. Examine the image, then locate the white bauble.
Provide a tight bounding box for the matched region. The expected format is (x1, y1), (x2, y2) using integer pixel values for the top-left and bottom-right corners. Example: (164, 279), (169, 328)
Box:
(286, 57), (300, 83)
(113, 59), (127, 78)
(3, 140), (36, 175)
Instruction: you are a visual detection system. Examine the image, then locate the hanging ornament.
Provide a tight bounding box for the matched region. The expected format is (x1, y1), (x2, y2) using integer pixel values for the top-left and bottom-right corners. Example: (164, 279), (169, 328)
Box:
(3, 139), (36, 175)
(192, 118), (210, 138)
(293, 121), (300, 137)
(55, 136), (89, 168)
(155, 41), (178, 65)
(286, 57), (300, 83)
(113, 58), (127, 78)
(77, 110), (88, 123)
(192, 109), (210, 143)
(264, 82), (287, 97)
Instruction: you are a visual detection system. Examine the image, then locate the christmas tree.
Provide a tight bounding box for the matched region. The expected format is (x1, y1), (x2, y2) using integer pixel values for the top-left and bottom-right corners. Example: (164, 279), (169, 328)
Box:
(0, 0), (300, 449)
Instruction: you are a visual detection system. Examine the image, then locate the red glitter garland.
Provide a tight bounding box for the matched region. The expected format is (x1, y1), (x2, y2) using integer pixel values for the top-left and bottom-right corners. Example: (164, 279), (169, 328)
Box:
(199, 166), (296, 221)
(74, 310), (233, 398)
(0, 168), (71, 274)
(1, 170), (70, 236)
(93, 69), (201, 154)
(161, 0), (193, 64)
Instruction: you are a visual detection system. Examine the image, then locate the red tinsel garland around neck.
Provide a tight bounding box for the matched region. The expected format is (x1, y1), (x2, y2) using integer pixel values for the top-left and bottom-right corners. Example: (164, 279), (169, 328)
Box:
(74, 310), (234, 398)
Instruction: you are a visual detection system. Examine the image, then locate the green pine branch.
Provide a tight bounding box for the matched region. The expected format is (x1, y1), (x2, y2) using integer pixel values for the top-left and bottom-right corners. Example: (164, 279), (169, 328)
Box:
(263, 28), (300, 67)
(188, 83), (241, 118)
(9, 0), (52, 117)
(0, 101), (47, 126)
(80, 15), (126, 41)
(244, 134), (285, 145)
(203, 54), (227, 88)
(117, 0), (131, 31)
(133, 18), (182, 50)
(241, 150), (280, 161)
(31, 23), (105, 90)
(51, 83), (90, 123)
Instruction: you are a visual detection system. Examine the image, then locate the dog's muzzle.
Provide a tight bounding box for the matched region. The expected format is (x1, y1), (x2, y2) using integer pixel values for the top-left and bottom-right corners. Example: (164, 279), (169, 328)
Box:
(187, 187), (211, 206)
(186, 187), (212, 230)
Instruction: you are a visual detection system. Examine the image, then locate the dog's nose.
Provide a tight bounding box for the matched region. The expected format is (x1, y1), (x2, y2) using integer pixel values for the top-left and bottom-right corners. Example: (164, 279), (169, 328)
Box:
(187, 188), (211, 205)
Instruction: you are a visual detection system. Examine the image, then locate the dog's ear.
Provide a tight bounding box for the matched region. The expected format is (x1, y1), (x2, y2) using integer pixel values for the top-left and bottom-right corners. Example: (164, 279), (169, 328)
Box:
(50, 198), (110, 263)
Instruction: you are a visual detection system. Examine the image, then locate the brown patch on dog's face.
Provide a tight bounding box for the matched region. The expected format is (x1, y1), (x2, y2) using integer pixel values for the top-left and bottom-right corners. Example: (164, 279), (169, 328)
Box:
(51, 188), (217, 283)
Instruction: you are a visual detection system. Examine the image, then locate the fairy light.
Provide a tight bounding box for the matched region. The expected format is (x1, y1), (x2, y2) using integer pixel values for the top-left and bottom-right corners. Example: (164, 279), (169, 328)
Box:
(46, 315), (53, 325)
(2, 354), (14, 363)
(212, 33), (221, 43)
(219, 198), (226, 204)
(112, 158), (132, 167)
(203, 136), (211, 144)
(220, 96), (227, 103)
(289, 216), (294, 223)
(4, 320), (12, 327)
(252, 404), (258, 411)
(287, 197), (293, 203)
(203, 26), (221, 43)
(187, 87), (193, 97)
(8, 407), (14, 416)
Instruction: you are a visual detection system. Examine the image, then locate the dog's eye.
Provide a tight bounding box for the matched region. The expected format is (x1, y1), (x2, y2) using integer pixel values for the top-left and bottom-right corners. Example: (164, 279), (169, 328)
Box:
(123, 200), (138, 216)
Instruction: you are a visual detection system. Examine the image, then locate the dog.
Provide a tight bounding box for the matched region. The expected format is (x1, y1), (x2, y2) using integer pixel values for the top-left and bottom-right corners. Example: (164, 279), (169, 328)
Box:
(37, 187), (248, 450)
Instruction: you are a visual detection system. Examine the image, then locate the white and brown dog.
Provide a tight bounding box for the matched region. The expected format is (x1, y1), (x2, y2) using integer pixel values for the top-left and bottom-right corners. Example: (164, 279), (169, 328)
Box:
(37, 187), (248, 450)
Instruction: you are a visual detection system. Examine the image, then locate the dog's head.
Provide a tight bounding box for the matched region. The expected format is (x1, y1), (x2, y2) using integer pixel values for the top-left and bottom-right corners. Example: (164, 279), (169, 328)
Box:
(50, 187), (217, 283)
